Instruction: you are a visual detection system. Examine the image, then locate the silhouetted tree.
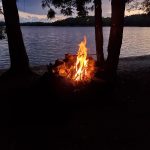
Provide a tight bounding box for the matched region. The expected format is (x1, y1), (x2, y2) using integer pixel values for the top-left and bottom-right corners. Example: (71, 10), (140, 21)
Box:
(2, 0), (30, 74)
(42, 0), (104, 67)
(106, 0), (126, 77)
(42, 0), (129, 80)
(94, 0), (104, 67)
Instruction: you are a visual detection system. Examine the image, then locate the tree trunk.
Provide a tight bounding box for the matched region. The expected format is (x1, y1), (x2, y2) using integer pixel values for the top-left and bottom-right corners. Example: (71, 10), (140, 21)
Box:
(94, 0), (104, 67)
(2, 0), (30, 74)
(106, 0), (126, 77)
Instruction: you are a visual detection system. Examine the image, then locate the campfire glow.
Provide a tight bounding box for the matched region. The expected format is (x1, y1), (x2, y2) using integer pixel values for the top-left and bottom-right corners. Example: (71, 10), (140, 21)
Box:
(53, 36), (95, 82)
(74, 36), (88, 81)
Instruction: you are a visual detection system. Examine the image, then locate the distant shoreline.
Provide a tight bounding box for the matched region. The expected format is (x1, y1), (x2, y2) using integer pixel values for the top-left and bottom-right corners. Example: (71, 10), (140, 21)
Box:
(1, 14), (150, 27)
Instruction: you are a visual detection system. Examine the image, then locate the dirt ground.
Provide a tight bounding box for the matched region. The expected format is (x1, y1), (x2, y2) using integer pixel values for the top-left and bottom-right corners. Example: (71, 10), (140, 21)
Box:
(0, 55), (150, 150)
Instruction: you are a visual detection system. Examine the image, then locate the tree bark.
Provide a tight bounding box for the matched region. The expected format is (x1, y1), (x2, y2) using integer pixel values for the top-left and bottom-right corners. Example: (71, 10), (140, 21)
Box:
(94, 0), (104, 67)
(2, 0), (30, 73)
(106, 0), (126, 77)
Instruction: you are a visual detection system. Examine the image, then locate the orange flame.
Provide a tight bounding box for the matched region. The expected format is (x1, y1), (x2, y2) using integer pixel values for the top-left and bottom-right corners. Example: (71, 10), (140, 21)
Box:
(74, 36), (88, 81)
(53, 36), (95, 83)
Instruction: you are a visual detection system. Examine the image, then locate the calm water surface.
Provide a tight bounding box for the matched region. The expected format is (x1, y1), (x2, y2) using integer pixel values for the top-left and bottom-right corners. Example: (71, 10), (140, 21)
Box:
(0, 27), (150, 69)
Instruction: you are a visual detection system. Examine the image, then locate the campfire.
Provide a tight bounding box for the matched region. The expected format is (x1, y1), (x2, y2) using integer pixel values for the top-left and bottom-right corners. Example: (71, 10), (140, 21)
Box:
(52, 36), (96, 84)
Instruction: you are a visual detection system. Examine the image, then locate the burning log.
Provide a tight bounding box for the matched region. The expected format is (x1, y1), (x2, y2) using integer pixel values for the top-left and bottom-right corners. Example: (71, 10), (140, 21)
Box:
(45, 36), (107, 100)
(50, 36), (96, 84)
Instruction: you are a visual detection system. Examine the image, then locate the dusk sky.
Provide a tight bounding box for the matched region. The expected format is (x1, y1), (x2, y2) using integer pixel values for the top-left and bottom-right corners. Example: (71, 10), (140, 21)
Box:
(0, 0), (143, 22)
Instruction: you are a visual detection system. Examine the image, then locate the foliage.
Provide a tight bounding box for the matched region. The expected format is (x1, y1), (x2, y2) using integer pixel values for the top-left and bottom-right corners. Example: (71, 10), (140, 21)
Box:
(42, 0), (93, 19)
(42, 0), (131, 19)
(0, 26), (6, 40)
(127, 0), (150, 15)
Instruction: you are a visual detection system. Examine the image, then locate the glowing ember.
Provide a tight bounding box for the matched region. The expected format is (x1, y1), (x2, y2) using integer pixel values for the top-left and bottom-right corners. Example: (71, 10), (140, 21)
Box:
(53, 36), (95, 82)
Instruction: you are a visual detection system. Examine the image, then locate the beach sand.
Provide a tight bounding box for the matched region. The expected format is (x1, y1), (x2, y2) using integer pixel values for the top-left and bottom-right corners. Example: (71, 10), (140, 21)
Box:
(0, 55), (150, 76)
(0, 55), (150, 150)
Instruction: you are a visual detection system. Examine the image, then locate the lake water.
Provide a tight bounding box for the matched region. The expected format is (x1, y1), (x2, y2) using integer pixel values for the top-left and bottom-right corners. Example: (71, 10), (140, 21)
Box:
(0, 27), (150, 69)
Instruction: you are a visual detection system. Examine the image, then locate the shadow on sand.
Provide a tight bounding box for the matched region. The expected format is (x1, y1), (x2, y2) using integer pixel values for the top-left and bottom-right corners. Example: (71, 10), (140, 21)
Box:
(0, 55), (150, 150)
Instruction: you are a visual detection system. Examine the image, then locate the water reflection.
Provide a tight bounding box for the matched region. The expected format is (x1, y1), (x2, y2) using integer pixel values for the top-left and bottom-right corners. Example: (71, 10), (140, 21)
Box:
(0, 27), (150, 69)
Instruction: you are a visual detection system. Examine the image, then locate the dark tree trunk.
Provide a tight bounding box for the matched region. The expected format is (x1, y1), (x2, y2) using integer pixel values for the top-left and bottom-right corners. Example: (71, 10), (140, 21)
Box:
(2, 0), (30, 74)
(106, 0), (126, 77)
(94, 0), (104, 67)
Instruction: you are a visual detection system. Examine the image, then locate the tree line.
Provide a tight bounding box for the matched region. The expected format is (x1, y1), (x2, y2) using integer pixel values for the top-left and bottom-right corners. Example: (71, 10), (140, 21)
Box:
(49, 14), (150, 27)
(1, 14), (150, 27)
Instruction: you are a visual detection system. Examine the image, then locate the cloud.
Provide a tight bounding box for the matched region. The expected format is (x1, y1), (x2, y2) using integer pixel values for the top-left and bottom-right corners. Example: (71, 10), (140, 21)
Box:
(0, 0), (66, 22)
(18, 11), (48, 22)
(19, 11), (67, 22)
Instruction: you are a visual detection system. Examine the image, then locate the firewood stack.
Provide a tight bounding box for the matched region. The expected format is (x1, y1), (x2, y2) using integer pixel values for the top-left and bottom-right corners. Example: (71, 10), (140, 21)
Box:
(48, 53), (96, 82)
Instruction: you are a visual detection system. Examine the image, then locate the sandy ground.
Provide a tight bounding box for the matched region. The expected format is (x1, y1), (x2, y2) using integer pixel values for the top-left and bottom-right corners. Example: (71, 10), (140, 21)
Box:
(0, 55), (150, 150)
(0, 55), (150, 76)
